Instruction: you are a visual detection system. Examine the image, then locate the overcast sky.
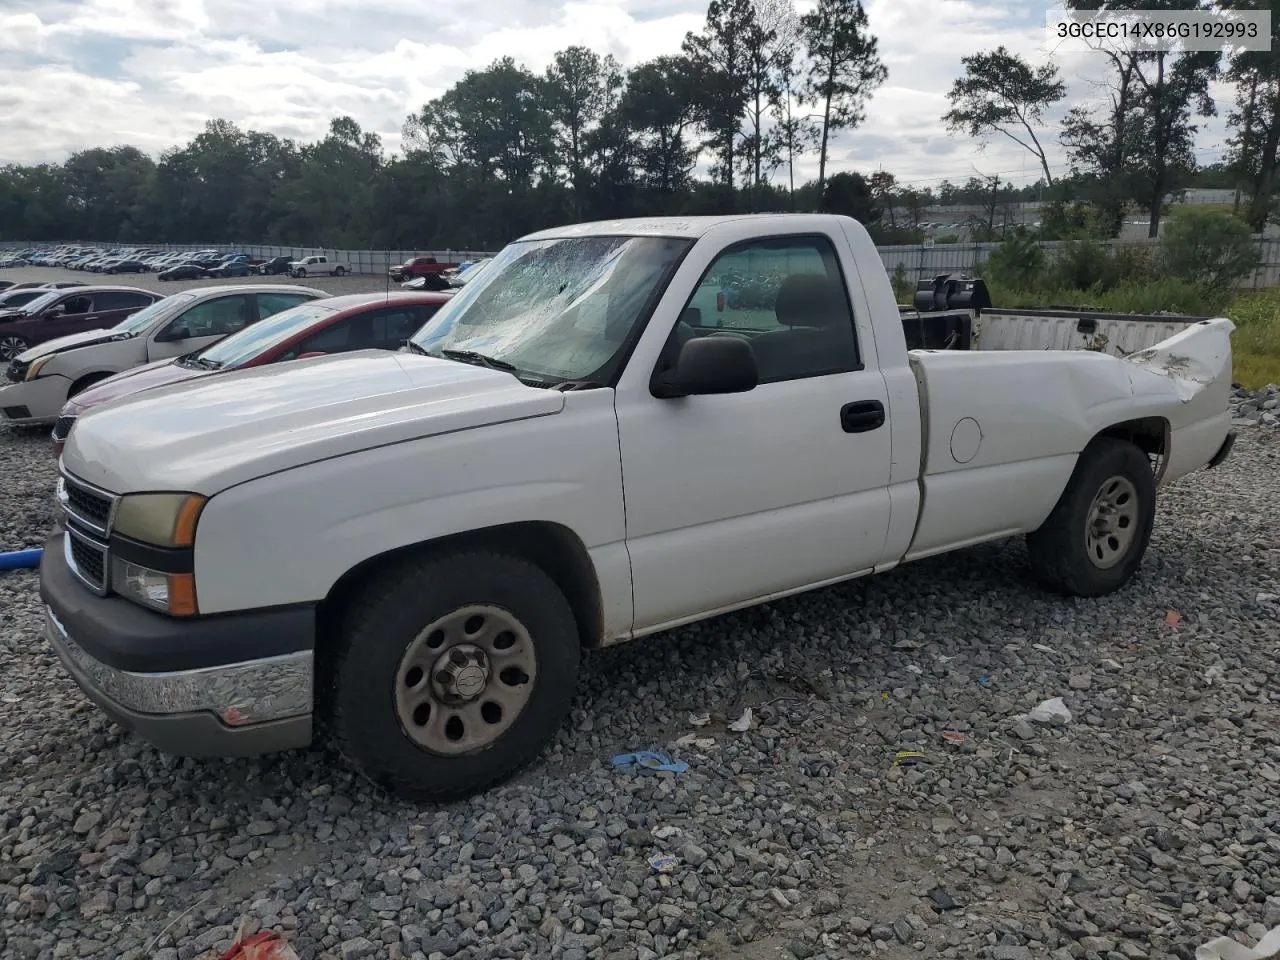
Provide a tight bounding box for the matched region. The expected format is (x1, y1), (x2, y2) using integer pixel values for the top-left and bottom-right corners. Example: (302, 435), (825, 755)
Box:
(0, 0), (1235, 188)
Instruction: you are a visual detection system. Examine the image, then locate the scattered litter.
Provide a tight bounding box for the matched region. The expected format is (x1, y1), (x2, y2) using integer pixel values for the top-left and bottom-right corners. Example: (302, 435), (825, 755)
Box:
(213, 920), (300, 960)
(941, 730), (968, 745)
(687, 712), (711, 727)
(893, 638), (921, 650)
(610, 751), (689, 774)
(892, 750), (927, 768)
(652, 826), (682, 840)
(1, 693), (20, 704)
(728, 708), (754, 732)
(906, 664), (923, 675)
(1164, 610), (1183, 628)
(1204, 664), (1226, 685)
(1195, 924), (1280, 960)
(978, 676), (991, 686)
(881, 691), (891, 701)
(928, 887), (960, 911)
(936, 655), (957, 663)
(673, 734), (717, 749)
(1020, 697), (1073, 725)
(1101, 658), (1122, 671)
(647, 853), (678, 873)
(1032, 643), (1058, 655)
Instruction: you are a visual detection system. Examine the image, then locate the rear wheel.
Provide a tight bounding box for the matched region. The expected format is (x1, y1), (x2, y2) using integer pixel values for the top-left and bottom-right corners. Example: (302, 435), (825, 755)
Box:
(325, 550), (581, 799)
(1026, 437), (1156, 597)
(333, 266), (346, 277)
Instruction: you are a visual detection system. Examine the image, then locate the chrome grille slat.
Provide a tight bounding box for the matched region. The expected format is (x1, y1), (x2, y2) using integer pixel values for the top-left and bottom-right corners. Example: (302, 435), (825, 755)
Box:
(64, 523), (108, 595)
(58, 472), (117, 536)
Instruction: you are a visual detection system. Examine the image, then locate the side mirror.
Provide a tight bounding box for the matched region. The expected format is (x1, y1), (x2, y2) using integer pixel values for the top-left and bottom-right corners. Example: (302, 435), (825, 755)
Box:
(651, 336), (758, 399)
(296, 351), (327, 360)
(155, 324), (190, 343)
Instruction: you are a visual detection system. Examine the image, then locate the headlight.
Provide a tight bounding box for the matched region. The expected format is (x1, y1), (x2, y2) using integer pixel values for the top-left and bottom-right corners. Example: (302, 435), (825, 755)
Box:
(113, 492), (206, 547)
(110, 557), (197, 616)
(25, 355), (52, 380)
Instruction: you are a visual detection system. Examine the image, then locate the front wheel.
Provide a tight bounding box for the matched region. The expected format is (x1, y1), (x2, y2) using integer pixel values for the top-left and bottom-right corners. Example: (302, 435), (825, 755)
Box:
(1026, 437), (1156, 597)
(0, 335), (31, 361)
(294, 268), (306, 278)
(325, 550), (581, 799)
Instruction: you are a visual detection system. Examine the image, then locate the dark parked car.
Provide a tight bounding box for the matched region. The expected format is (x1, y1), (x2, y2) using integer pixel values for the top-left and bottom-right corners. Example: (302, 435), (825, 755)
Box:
(104, 259), (149, 274)
(158, 262), (211, 281)
(0, 286), (162, 360)
(256, 256), (292, 276)
(207, 260), (253, 278)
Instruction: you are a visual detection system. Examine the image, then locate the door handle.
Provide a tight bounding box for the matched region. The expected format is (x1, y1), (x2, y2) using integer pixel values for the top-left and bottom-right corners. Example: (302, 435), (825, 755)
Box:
(840, 400), (885, 433)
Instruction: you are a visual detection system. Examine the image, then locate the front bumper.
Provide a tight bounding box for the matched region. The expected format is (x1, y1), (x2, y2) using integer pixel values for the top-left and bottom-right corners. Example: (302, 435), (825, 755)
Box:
(39, 533), (315, 757)
(0, 375), (72, 425)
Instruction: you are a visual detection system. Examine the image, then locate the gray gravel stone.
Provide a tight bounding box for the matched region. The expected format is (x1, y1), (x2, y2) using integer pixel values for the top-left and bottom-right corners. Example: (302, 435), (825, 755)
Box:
(2, 425), (1277, 959)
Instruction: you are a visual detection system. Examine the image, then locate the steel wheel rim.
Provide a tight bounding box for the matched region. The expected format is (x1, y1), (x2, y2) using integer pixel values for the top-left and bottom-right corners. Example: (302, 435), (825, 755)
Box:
(394, 604), (537, 756)
(1085, 474), (1139, 570)
(0, 337), (26, 361)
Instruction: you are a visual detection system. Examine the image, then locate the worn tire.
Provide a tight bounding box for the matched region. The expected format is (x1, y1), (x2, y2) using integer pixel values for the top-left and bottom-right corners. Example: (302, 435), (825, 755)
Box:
(333, 266), (346, 277)
(1026, 437), (1156, 597)
(295, 268), (307, 278)
(325, 550), (581, 799)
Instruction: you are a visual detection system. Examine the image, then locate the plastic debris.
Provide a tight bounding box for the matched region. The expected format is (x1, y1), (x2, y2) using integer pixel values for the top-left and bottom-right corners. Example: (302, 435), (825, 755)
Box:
(941, 730), (967, 745)
(647, 853), (678, 873)
(1195, 925), (1280, 960)
(673, 734), (716, 749)
(215, 925), (300, 960)
(1164, 610), (1183, 628)
(892, 750), (927, 768)
(728, 708), (753, 732)
(1032, 643), (1058, 655)
(978, 676), (991, 686)
(687, 712), (711, 727)
(652, 825), (682, 840)
(1021, 697), (1072, 725)
(1204, 664), (1226, 685)
(610, 751), (689, 774)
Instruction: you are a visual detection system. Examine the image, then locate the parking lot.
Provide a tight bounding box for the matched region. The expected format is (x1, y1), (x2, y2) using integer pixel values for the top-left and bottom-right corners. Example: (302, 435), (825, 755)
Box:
(4, 265), (394, 300)
(0, 266), (1278, 960)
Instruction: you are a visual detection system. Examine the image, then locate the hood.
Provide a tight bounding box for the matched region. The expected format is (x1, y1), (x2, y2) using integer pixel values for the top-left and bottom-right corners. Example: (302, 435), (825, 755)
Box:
(16, 327), (120, 362)
(0, 308), (31, 323)
(63, 358), (199, 415)
(62, 350), (566, 495)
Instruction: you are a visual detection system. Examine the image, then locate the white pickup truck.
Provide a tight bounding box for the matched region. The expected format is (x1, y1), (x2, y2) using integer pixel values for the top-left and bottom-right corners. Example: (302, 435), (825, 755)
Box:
(41, 214), (1236, 799)
(289, 254), (349, 278)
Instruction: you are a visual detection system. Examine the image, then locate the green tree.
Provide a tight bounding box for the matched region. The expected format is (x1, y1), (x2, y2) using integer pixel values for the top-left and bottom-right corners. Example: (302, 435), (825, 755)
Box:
(801, 0), (886, 206)
(943, 46), (1065, 186)
(683, 0), (756, 201)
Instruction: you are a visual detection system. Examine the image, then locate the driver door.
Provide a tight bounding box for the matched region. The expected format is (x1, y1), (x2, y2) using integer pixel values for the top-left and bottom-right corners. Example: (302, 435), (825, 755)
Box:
(614, 230), (895, 634)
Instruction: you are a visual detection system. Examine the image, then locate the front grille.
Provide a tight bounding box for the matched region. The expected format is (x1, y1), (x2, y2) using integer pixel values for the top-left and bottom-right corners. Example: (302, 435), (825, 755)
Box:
(60, 474), (116, 535)
(7, 360), (26, 383)
(66, 526), (107, 593)
(52, 416), (75, 441)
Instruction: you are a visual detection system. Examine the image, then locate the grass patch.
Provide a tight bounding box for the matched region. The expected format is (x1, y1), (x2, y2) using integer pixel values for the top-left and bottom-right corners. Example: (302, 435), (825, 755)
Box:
(1226, 289), (1280, 388)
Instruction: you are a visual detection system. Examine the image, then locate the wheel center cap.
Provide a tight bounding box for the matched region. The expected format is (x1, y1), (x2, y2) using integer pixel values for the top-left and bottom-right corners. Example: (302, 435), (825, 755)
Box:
(454, 665), (486, 698)
(432, 644), (490, 703)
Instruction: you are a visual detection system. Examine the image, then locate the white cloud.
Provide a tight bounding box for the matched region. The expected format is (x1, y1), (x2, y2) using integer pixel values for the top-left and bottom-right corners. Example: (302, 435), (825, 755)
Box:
(0, 0), (1232, 189)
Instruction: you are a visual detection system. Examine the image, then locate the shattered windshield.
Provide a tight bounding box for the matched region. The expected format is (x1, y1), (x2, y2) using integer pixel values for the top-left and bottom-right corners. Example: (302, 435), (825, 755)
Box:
(409, 235), (691, 385)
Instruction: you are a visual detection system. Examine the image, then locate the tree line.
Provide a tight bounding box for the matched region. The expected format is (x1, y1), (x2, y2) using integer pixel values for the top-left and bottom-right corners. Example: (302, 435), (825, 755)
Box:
(0, 0), (1276, 250)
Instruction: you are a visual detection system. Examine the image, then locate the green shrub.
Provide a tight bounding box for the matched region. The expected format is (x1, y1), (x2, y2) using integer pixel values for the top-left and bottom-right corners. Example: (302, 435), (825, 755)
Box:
(890, 262), (912, 303)
(934, 234), (960, 244)
(983, 228), (1046, 289)
(1160, 208), (1260, 292)
(1051, 238), (1115, 291)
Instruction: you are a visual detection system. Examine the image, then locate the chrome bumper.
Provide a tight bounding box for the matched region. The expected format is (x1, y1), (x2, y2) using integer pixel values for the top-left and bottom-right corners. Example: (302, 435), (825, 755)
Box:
(45, 605), (312, 725)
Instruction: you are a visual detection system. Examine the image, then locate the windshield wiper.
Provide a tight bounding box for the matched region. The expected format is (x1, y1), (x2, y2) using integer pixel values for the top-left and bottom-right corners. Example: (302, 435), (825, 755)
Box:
(402, 340), (429, 356)
(439, 348), (519, 373)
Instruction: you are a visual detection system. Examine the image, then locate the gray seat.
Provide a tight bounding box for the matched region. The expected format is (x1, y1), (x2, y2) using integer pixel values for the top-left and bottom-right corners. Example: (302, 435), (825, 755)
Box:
(749, 273), (859, 381)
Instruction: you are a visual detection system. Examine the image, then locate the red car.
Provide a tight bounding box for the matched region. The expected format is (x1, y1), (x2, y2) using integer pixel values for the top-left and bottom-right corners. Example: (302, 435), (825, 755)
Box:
(52, 290), (453, 456)
(388, 256), (458, 283)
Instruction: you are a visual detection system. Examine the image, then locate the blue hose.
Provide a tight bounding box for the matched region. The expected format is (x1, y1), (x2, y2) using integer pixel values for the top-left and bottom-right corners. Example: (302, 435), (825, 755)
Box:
(0, 549), (43, 571)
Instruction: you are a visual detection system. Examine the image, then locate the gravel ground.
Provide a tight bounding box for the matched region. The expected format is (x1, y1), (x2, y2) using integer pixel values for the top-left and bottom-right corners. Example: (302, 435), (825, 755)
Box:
(1, 375), (1278, 959)
(1, 266), (394, 299)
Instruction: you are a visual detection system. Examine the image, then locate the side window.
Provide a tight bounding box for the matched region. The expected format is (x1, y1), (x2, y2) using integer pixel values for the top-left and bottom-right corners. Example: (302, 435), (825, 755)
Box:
(93, 292), (154, 311)
(162, 294), (253, 339)
(59, 295), (92, 315)
(672, 235), (861, 385)
(279, 317), (363, 359)
(256, 292), (314, 319)
(367, 307), (427, 349)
